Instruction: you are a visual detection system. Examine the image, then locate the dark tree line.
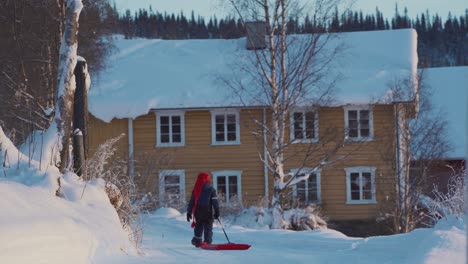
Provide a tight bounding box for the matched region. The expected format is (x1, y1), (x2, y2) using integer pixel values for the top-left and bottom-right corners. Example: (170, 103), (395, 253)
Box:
(118, 5), (468, 67)
(120, 8), (244, 40)
(0, 0), (117, 145)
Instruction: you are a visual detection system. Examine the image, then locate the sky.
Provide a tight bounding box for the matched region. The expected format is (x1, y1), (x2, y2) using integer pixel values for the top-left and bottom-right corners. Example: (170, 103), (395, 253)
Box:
(112, 0), (467, 19)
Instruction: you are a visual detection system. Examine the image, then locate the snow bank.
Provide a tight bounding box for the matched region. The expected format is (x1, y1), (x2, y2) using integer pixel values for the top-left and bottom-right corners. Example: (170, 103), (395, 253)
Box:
(0, 127), (135, 263)
(153, 207), (182, 218)
(90, 29), (417, 122)
(424, 217), (466, 264)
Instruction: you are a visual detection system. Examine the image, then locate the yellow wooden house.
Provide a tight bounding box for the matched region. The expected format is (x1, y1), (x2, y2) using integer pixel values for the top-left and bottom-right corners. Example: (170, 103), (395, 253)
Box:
(87, 28), (418, 222)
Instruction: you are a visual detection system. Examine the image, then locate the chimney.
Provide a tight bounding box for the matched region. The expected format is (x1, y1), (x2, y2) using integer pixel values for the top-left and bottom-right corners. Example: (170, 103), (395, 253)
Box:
(245, 21), (266, 50)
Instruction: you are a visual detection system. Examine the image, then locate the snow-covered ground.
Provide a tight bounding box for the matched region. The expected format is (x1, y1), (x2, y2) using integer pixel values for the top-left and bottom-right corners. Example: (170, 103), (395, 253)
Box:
(110, 208), (466, 264)
(0, 124), (466, 264)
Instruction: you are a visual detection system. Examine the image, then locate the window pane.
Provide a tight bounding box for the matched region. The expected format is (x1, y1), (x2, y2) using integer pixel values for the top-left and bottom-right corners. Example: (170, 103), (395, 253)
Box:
(161, 134), (170, 143)
(216, 132), (224, 142)
(227, 123), (236, 133)
(305, 112), (315, 122)
(305, 128), (315, 139)
(160, 116), (169, 125)
(172, 124), (181, 134)
(349, 128), (358, 138)
(294, 129), (303, 139)
(359, 120), (369, 129)
(350, 173), (360, 200)
(293, 112), (304, 139)
(348, 111), (357, 120)
(217, 176), (226, 202)
(173, 134), (181, 143)
(362, 190), (372, 200)
(227, 114), (236, 124)
(228, 176), (238, 201)
(160, 124), (169, 134)
(296, 180), (306, 202)
(360, 110), (369, 120)
(165, 186), (179, 194)
(305, 112), (315, 139)
(172, 115), (180, 124)
(360, 129), (370, 137)
(294, 112), (303, 123)
(216, 124), (224, 133)
(215, 114), (225, 142)
(362, 173), (371, 193)
(227, 132), (236, 141)
(215, 115), (225, 124)
(165, 175), (179, 185)
(307, 175), (317, 202)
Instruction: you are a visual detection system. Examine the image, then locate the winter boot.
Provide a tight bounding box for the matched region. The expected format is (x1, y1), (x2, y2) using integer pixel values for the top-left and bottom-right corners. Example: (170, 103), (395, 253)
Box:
(191, 237), (202, 247)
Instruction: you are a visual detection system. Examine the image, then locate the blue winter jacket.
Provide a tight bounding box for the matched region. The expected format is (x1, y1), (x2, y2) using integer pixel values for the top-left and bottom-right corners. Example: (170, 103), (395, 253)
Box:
(187, 183), (220, 222)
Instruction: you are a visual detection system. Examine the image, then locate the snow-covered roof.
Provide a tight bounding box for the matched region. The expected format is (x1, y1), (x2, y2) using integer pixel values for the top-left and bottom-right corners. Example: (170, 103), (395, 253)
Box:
(425, 67), (468, 159)
(89, 29), (418, 122)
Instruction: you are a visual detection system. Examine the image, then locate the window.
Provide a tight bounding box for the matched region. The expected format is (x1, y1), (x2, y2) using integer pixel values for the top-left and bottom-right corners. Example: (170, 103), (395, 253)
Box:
(344, 106), (373, 141)
(345, 167), (376, 204)
(212, 170), (242, 204)
(290, 110), (318, 143)
(211, 110), (240, 145)
(291, 168), (321, 204)
(155, 111), (185, 147)
(159, 170), (186, 207)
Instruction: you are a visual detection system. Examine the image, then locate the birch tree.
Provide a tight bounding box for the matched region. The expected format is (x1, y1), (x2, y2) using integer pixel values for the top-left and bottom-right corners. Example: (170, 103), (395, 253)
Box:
(225, 0), (351, 228)
(52, 0), (83, 172)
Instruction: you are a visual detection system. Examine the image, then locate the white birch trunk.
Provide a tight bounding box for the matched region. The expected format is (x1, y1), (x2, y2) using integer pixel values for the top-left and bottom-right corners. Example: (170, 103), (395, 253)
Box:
(49, 0), (83, 172)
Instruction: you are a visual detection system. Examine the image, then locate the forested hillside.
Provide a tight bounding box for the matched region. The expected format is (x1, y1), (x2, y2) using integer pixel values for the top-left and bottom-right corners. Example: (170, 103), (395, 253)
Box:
(118, 6), (468, 67)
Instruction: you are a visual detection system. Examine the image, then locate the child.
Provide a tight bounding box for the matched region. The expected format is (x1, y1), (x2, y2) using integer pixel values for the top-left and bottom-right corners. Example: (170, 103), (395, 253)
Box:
(187, 172), (220, 247)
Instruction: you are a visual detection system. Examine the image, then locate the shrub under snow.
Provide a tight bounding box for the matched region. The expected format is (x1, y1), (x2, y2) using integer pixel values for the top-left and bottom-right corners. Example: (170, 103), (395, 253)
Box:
(222, 204), (327, 230)
(427, 169), (466, 224)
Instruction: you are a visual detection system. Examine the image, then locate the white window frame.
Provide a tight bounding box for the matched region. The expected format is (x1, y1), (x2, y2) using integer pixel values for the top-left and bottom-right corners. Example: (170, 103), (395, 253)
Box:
(210, 109), (241, 145)
(158, 169), (186, 205)
(155, 110), (185, 147)
(212, 170), (242, 205)
(343, 105), (374, 141)
(290, 168), (321, 204)
(289, 109), (319, 143)
(345, 166), (377, 204)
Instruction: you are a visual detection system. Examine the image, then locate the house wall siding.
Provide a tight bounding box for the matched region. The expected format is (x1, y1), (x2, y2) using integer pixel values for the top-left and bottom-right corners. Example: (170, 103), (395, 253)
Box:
(88, 105), (397, 221)
(87, 114), (129, 159)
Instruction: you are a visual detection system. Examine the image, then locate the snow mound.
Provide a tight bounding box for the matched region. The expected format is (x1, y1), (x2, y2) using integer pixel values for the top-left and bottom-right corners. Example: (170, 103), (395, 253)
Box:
(153, 207), (182, 218)
(0, 126), (135, 263)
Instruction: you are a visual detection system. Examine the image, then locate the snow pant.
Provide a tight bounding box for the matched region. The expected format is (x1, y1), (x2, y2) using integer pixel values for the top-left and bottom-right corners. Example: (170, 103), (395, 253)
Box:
(192, 220), (213, 244)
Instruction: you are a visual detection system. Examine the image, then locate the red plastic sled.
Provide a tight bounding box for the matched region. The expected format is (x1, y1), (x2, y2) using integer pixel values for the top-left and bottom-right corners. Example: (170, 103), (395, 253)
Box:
(199, 242), (251, 250)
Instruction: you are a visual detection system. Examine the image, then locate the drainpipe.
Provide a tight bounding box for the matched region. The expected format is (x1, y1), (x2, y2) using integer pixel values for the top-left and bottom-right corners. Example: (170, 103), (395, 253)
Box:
(263, 108), (269, 207)
(128, 118), (135, 195)
(394, 104), (401, 199)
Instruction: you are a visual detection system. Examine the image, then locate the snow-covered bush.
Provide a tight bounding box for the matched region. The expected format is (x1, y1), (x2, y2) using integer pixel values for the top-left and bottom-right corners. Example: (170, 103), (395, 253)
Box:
(217, 193), (243, 216)
(222, 201), (327, 231)
(134, 192), (159, 212)
(427, 169), (466, 224)
(284, 205), (328, 231)
(86, 134), (144, 248)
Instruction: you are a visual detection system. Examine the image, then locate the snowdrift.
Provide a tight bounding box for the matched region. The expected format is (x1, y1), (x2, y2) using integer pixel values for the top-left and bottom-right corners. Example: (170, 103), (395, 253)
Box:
(0, 127), (135, 263)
